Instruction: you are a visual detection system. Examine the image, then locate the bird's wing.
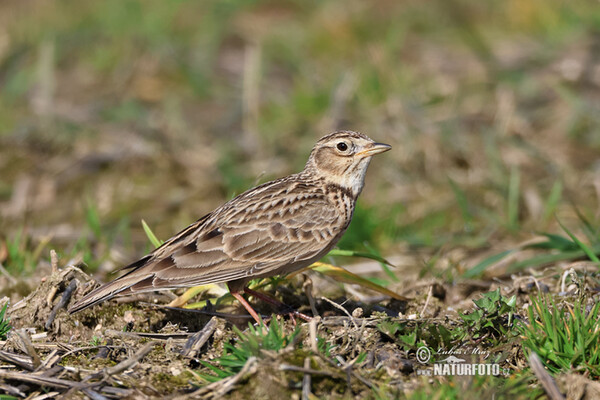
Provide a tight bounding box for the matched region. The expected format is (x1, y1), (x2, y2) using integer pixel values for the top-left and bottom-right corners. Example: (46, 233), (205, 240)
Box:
(69, 178), (344, 313)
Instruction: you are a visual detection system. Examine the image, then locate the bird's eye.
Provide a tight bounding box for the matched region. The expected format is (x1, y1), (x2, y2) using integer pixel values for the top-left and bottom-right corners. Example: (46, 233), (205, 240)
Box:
(337, 142), (348, 151)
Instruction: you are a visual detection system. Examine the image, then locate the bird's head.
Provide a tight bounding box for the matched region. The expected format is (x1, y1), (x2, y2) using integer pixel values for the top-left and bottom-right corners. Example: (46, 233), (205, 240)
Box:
(305, 131), (391, 197)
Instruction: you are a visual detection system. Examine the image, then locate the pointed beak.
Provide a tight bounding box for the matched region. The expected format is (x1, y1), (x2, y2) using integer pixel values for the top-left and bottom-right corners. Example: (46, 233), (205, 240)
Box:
(356, 142), (392, 158)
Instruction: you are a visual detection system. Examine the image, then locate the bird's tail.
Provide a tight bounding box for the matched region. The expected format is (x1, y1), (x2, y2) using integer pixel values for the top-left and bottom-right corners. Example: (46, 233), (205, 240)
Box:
(68, 257), (154, 313)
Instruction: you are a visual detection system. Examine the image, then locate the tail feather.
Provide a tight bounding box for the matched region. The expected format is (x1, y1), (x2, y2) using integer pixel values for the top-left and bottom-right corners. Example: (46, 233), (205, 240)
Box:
(68, 255), (159, 313)
(68, 273), (148, 313)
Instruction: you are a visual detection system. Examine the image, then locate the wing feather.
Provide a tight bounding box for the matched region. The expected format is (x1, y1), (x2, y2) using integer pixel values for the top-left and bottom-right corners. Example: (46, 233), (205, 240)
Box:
(69, 176), (347, 313)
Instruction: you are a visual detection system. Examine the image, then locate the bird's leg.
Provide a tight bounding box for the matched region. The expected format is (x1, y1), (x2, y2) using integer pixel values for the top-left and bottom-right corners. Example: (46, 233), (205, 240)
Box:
(230, 291), (263, 324)
(243, 287), (312, 322)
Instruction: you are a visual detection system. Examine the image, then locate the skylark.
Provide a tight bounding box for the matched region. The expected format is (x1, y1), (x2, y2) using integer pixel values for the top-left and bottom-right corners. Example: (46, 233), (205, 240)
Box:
(69, 131), (391, 321)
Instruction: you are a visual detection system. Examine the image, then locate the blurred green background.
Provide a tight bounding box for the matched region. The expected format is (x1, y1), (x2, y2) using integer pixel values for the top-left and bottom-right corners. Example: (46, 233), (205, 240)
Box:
(1, 0), (599, 284)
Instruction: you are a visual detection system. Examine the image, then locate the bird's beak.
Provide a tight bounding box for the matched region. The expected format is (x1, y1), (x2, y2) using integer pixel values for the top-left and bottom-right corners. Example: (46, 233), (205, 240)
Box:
(356, 142), (392, 158)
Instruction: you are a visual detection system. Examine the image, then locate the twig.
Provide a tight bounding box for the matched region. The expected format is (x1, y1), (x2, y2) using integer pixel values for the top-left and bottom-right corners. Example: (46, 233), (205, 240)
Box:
(181, 357), (258, 399)
(279, 363), (333, 376)
(50, 249), (58, 274)
(419, 285), (433, 318)
(0, 371), (83, 390)
(81, 388), (110, 400)
(181, 317), (218, 357)
(103, 341), (156, 376)
(85, 341), (156, 381)
(320, 297), (358, 329)
(302, 275), (319, 317)
(104, 329), (191, 340)
(16, 329), (42, 369)
(334, 355), (372, 389)
(309, 316), (320, 353)
(60, 345), (127, 360)
(302, 357), (312, 400)
(30, 391), (61, 400)
(0, 350), (35, 371)
(529, 352), (565, 400)
(36, 349), (61, 372)
(0, 262), (17, 285)
(46, 279), (78, 330)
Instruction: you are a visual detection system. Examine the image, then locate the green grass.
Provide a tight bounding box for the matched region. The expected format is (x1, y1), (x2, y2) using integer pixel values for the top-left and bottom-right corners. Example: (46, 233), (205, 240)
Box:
(195, 317), (301, 383)
(519, 295), (600, 378)
(377, 289), (519, 357)
(0, 302), (11, 340)
(2, 0), (600, 397)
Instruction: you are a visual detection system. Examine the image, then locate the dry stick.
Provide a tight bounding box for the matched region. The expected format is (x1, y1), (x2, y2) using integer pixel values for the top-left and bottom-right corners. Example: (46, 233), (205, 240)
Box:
(16, 329), (42, 369)
(36, 349), (61, 372)
(334, 355), (372, 389)
(83, 341), (157, 384)
(45, 279), (78, 330)
(279, 364), (334, 376)
(30, 391), (61, 400)
(182, 356), (259, 399)
(103, 341), (156, 376)
(50, 249), (58, 274)
(309, 317), (320, 353)
(0, 262), (17, 286)
(59, 345), (127, 360)
(0, 350), (35, 371)
(419, 285), (433, 318)
(320, 297), (358, 329)
(81, 388), (110, 400)
(104, 329), (191, 340)
(0, 383), (26, 398)
(0, 371), (83, 390)
(302, 275), (319, 317)
(529, 352), (565, 400)
(302, 357), (312, 400)
(181, 316), (218, 358)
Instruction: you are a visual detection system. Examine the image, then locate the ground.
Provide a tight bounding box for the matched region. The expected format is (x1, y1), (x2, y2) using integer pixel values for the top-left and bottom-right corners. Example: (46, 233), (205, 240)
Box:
(1, 1), (600, 399)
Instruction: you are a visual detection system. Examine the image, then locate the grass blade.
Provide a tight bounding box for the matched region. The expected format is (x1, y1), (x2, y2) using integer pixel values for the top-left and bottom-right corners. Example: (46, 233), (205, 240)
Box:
(462, 250), (513, 278)
(308, 262), (408, 300)
(142, 219), (163, 248)
(507, 165), (521, 232)
(327, 248), (396, 267)
(556, 217), (600, 264)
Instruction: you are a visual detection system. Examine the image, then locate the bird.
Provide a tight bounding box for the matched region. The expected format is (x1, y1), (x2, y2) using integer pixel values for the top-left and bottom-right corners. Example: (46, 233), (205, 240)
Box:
(68, 131), (391, 322)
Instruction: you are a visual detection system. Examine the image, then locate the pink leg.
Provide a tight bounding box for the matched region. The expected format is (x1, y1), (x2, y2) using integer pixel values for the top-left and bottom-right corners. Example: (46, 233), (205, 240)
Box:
(244, 287), (312, 322)
(231, 291), (263, 324)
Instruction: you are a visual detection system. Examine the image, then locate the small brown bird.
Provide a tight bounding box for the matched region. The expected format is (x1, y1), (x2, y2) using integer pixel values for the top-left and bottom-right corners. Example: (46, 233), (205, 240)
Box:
(68, 131), (391, 321)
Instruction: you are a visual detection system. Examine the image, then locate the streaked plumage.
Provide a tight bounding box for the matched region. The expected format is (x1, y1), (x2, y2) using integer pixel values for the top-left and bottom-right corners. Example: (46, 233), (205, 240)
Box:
(69, 131), (391, 318)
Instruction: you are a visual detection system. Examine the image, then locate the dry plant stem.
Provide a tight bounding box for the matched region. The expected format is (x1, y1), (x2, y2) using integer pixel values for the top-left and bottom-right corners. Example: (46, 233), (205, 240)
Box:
(302, 357), (312, 400)
(0, 262), (17, 285)
(320, 296), (357, 329)
(529, 352), (565, 400)
(16, 329), (42, 369)
(182, 357), (259, 399)
(0, 349), (35, 371)
(0, 371), (84, 390)
(302, 275), (319, 317)
(50, 249), (58, 273)
(46, 279), (78, 330)
(181, 316), (218, 357)
(104, 329), (191, 340)
(84, 341), (156, 382)
(309, 317), (320, 353)
(419, 285), (433, 318)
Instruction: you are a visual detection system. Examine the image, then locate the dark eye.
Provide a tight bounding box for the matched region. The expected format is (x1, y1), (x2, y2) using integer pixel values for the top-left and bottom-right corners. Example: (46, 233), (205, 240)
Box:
(337, 142), (348, 151)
